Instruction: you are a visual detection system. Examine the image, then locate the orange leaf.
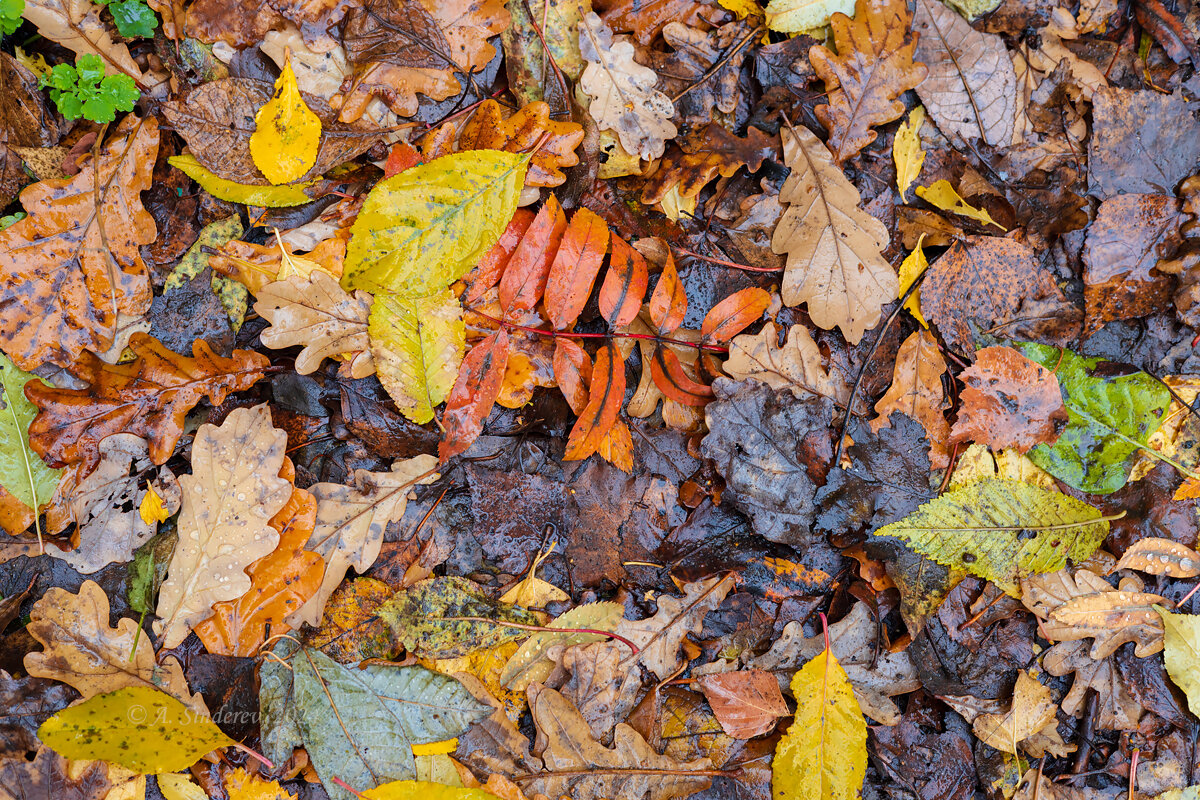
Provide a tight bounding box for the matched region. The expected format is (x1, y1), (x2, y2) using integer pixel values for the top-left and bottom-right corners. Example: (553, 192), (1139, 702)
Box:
(26, 333), (269, 473)
(599, 235), (649, 327)
(700, 287), (771, 343)
(1175, 476), (1200, 500)
(440, 330), (511, 462)
(697, 670), (789, 739)
(650, 346), (714, 406)
(949, 346), (1068, 454)
(499, 194), (567, 318)
(383, 141), (423, 178)
(467, 209), (537, 304)
(456, 99), (585, 188)
(597, 418), (634, 473)
(545, 208), (610, 330)
(648, 250), (686, 335)
(553, 339), (592, 415)
(872, 329), (950, 469)
(564, 343), (626, 462)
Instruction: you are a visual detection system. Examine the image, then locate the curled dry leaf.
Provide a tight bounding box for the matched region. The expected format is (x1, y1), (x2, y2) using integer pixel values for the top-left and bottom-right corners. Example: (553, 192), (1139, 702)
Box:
(872, 329), (950, 469)
(971, 671), (1057, 756)
(950, 345), (1068, 454)
(1112, 538), (1200, 577)
(256, 271), (374, 379)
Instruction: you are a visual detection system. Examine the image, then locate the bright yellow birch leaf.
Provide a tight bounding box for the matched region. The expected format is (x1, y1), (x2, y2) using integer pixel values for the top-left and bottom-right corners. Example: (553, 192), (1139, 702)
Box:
(893, 106), (926, 200)
(224, 766), (298, 800)
(1157, 607), (1200, 716)
(169, 155), (317, 207)
(250, 57), (322, 185)
(139, 487), (169, 525)
(897, 234), (928, 328)
(37, 686), (233, 774)
(916, 180), (1006, 230)
(773, 639), (867, 800)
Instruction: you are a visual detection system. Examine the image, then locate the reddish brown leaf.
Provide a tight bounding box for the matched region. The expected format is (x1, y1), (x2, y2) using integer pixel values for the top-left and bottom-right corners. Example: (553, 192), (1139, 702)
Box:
(553, 338), (592, 414)
(700, 288), (771, 344)
(648, 250), (687, 335)
(696, 670), (789, 739)
(467, 209), (536, 304)
(650, 347), (714, 407)
(640, 126), (779, 205)
(872, 329), (950, 469)
(564, 342), (626, 462)
(545, 208), (610, 330)
(499, 195), (567, 318)
(383, 140), (422, 178)
(440, 330), (511, 462)
(599, 234), (649, 327)
(26, 333), (269, 473)
(950, 346), (1068, 453)
(599, 0), (729, 45)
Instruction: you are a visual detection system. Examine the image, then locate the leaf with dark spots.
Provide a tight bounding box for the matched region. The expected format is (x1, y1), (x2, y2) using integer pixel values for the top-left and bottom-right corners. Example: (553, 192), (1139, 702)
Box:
(338, 377), (442, 460)
(950, 346), (1069, 453)
(564, 343), (626, 463)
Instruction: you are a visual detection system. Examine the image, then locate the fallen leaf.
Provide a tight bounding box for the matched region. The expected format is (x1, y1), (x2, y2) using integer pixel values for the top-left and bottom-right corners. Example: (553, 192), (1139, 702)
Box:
(1113, 538), (1200, 577)
(563, 342), (626, 463)
(250, 57), (322, 185)
(0, 350), (61, 535)
(362, 782), (503, 800)
(616, 575), (735, 680)
(1041, 638), (1143, 731)
(766, 0), (854, 32)
(1158, 608), (1200, 718)
(169, 154), (322, 207)
(915, 180), (1005, 229)
(722, 322), (845, 404)
(0, 671), (76, 755)
(224, 767), (298, 800)
(369, 289), (465, 425)
(598, 235), (650, 327)
(499, 195), (568, 318)
(256, 271), (373, 379)
(440, 330), (511, 462)
(893, 106), (926, 200)
(500, 602), (624, 692)
(642, 126), (778, 207)
(971, 671), (1056, 755)
(696, 670), (789, 739)
(872, 330), (950, 469)
(21, 0), (145, 83)
(1088, 88), (1200, 198)
(950, 346), (1068, 454)
(0, 747), (110, 800)
(1021, 568), (1164, 659)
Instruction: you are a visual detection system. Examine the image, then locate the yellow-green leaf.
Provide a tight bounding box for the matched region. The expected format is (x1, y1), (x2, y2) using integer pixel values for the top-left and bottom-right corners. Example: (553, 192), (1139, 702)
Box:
(369, 289), (465, 424)
(500, 601), (625, 691)
(169, 155), (318, 207)
(157, 773), (209, 800)
(765, 0), (853, 32)
(893, 106), (926, 200)
(773, 643), (867, 800)
(363, 781), (503, 800)
(250, 58), (322, 185)
(915, 180), (1005, 230)
(343, 150), (528, 295)
(1157, 607), (1200, 717)
(897, 234), (928, 328)
(875, 478), (1110, 595)
(37, 686), (233, 774)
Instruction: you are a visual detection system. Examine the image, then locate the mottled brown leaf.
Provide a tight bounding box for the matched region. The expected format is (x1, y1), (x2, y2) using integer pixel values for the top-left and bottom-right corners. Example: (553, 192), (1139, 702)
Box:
(641, 126), (778, 205)
(951, 346), (1068, 453)
(696, 670), (789, 739)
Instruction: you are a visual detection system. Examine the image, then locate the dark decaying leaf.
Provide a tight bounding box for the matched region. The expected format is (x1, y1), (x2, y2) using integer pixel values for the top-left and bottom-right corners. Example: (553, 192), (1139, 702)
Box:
(950, 346), (1069, 453)
(1088, 88), (1200, 198)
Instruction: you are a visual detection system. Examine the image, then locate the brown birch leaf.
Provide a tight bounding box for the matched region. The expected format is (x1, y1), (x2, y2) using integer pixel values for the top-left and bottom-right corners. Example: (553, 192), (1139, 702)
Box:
(696, 670), (789, 739)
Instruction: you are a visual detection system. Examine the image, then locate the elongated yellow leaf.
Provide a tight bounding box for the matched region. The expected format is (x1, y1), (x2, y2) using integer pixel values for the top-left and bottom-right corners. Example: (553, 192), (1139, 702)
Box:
(250, 58), (321, 185)
(157, 773), (209, 800)
(369, 289), (465, 424)
(897, 234), (928, 328)
(915, 179), (1005, 229)
(765, 0), (854, 31)
(37, 686), (233, 774)
(875, 478), (1110, 595)
(363, 781), (503, 800)
(343, 150), (528, 294)
(893, 106), (925, 200)
(773, 643), (867, 800)
(170, 155), (317, 207)
(1157, 607), (1200, 717)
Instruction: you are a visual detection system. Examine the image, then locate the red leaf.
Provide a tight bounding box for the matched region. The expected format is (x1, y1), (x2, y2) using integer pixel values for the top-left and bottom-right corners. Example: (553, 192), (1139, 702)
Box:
(648, 250), (686, 335)
(545, 208), (610, 330)
(499, 195), (567, 318)
(467, 209), (536, 304)
(598, 235), (649, 327)
(564, 342), (625, 462)
(553, 338), (591, 414)
(650, 347), (713, 406)
(439, 330), (510, 462)
(383, 141), (422, 178)
(696, 670), (789, 739)
(700, 287), (771, 343)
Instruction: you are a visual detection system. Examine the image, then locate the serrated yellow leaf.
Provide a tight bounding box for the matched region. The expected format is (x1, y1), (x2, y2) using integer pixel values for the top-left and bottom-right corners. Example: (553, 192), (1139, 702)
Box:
(897, 234), (928, 328)
(875, 478), (1111, 595)
(37, 686), (233, 774)
(139, 487), (169, 525)
(157, 773), (209, 800)
(893, 106), (926, 200)
(169, 155), (317, 207)
(1157, 607), (1200, 717)
(765, 0), (853, 32)
(250, 58), (321, 185)
(915, 179), (1006, 230)
(224, 766), (298, 800)
(343, 150), (528, 295)
(363, 781), (502, 800)
(773, 643), (867, 800)
(369, 288), (465, 424)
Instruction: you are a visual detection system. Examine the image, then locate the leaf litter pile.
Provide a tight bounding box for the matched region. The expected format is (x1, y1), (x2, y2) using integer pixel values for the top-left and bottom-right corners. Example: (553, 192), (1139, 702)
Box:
(3, 0), (1200, 796)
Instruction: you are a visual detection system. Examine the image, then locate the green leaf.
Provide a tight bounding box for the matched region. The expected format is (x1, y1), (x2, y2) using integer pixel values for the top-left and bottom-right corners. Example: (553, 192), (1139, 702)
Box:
(168, 154), (319, 207)
(343, 150), (528, 294)
(874, 478), (1110, 595)
(259, 640), (490, 800)
(37, 686), (233, 774)
(376, 576), (544, 659)
(363, 783), (507, 800)
(40, 55), (138, 123)
(1157, 607), (1200, 717)
(1015, 343), (1171, 494)
(0, 0), (23, 35)
(127, 529), (178, 616)
(500, 601), (624, 691)
(108, 0), (157, 38)
(0, 350), (63, 525)
(368, 289), (464, 424)
(163, 216), (248, 330)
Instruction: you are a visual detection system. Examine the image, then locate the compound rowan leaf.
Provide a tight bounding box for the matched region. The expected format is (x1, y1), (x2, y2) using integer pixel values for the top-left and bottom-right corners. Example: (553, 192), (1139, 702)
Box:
(440, 330), (510, 462)
(875, 478), (1110, 595)
(369, 289), (465, 425)
(499, 195), (567, 318)
(598, 235), (649, 327)
(467, 209), (536, 304)
(26, 333), (269, 474)
(701, 288), (771, 344)
(249, 58), (321, 185)
(648, 250), (686, 335)
(545, 208), (609, 330)
(344, 150), (528, 295)
(0, 114), (156, 371)
(564, 343), (626, 462)
(810, 0), (928, 162)
(0, 351), (61, 534)
(950, 346), (1068, 453)
(650, 346), (714, 406)
(872, 329), (950, 468)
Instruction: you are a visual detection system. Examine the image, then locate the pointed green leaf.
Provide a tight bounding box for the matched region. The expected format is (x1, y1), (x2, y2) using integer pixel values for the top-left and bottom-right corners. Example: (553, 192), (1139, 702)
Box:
(0, 350), (63, 524)
(369, 289), (465, 424)
(1157, 607), (1200, 717)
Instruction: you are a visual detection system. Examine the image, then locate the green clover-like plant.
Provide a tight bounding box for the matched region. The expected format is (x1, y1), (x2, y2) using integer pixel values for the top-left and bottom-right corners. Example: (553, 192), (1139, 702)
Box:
(0, 0), (23, 36)
(101, 0), (157, 38)
(39, 54), (139, 123)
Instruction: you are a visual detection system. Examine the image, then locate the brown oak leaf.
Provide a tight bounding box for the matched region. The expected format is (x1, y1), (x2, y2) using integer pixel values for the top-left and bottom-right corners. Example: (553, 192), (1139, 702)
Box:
(0, 747), (110, 800)
(641, 125), (778, 205)
(255, 271), (374, 379)
(645, 20), (758, 127)
(950, 346), (1068, 453)
(596, 0), (729, 45)
(872, 330), (950, 469)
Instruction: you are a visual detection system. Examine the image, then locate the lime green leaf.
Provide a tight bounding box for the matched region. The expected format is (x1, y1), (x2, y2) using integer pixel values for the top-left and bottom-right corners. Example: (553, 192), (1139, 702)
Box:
(875, 478), (1110, 595)
(773, 643), (867, 800)
(169, 155), (318, 207)
(369, 289), (464, 424)
(0, 349), (63, 528)
(250, 58), (321, 185)
(343, 150), (528, 294)
(1015, 343), (1172, 494)
(37, 686), (233, 774)
(765, 0), (853, 32)
(1157, 607), (1200, 717)
(500, 601), (625, 691)
(363, 781), (505, 800)
(163, 216), (248, 330)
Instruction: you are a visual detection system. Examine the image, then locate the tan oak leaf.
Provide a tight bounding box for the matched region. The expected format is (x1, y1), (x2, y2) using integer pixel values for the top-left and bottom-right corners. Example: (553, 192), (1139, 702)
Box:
(255, 271), (374, 379)
(722, 321), (847, 404)
(872, 329), (950, 469)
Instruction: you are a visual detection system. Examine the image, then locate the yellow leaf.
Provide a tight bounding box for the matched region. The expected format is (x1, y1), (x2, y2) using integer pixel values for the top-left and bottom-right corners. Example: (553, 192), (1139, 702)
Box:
(170, 155), (318, 207)
(250, 57), (322, 186)
(415, 753), (463, 786)
(343, 150), (528, 295)
(499, 540), (569, 607)
(363, 781), (503, 800)
(1158, 607), (1200, 717)
(224, 766), (298, 800)
(893, 106), (926, 200)
(916, 180), (1006, 230)
(898, 234), (928, 328)
(156, 773), (208, 800)
(765, 0), (854, 32)
(37, 686), (233, 774)
(656, 184), (697, 222)
(773, 641), (867, 800)
(412, 739), (459, 756)
(720, 0), (765, 18)
(139, 487), (169, 525)
(369, 289), (465, 424)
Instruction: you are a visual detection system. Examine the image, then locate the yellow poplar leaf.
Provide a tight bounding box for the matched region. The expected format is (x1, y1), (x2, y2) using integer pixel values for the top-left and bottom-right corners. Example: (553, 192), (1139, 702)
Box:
(250, 58), (322, 186)
(170, 155), (318, 207)
(157, 773), (209, 800)
(898, 234), (928, 328)
(363, 781), (504, 800)
(224, 766), (298, 800)
(773, 642), (867, 800)
(657, 184), (697, 222)
(368, 288), (465, 424)
(1158, 607), (1200, 717)
(915, 180), (1006, 230)
(37, 686), (233, 774)
(139, 487), (169, 525)
(893, 106), (926, 200)
(415, 753), (463, 785)
(765, 0), (854, 32)
(411, 739), (458, 756)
